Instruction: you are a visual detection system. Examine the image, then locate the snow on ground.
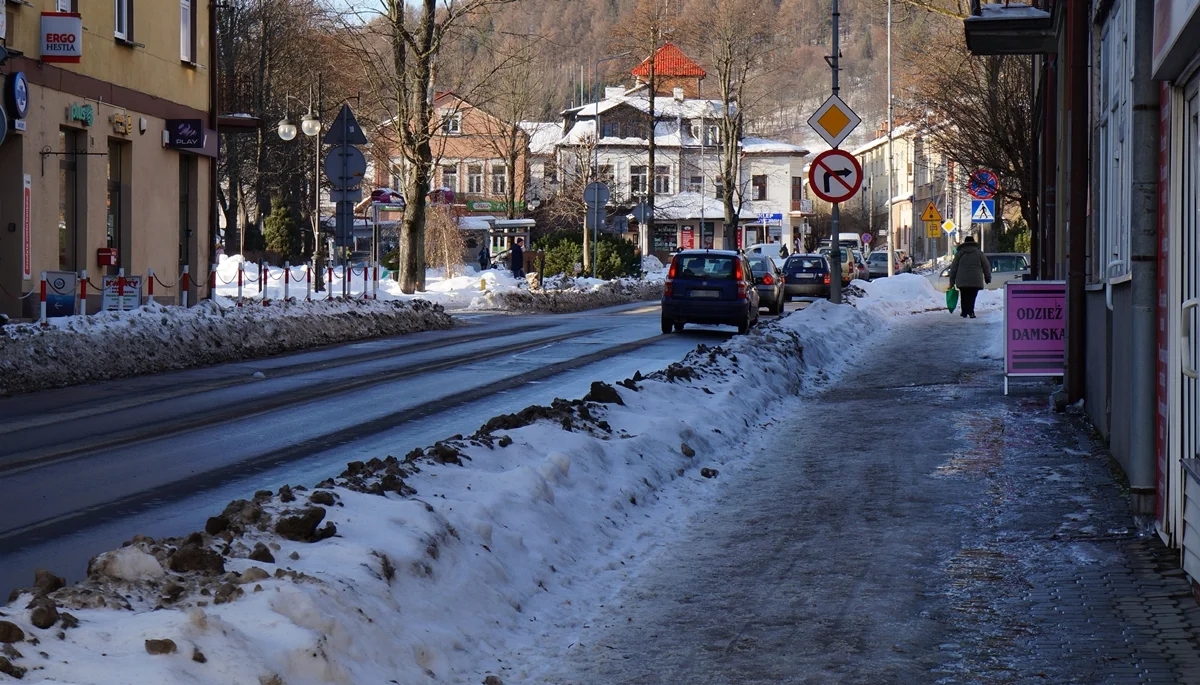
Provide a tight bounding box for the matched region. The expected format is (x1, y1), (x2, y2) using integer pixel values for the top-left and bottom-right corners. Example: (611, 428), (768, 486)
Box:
(1, 289), (944, 685)
(0, 299), (452, 396)
(849, 273), (945, 317)
(212, 255), (664, 313)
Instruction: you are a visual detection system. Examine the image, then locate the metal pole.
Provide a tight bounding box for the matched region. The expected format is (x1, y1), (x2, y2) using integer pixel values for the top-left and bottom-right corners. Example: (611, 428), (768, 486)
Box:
(829, 0), (843, 304)
(885, 0), (895, 277)
(315, 74), (323, 292)
(593, 59), (601, 277)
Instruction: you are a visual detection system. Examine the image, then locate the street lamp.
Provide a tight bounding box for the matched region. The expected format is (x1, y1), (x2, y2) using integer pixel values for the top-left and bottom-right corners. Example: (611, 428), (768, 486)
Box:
(277, 83), (326, 287)
(300, 111), (321, 138)
(277, 117), (298, 141)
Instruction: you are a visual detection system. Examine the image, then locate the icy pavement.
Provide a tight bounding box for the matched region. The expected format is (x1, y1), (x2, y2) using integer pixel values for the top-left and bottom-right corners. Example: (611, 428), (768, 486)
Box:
(521, 309), (1200, 685)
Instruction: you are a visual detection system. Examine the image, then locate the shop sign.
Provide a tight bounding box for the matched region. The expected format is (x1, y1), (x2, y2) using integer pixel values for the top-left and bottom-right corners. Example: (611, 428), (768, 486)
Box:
(468, 199), (524, 212)
(44, 271), (77, 318)
(101, 275), (143, 312)
(5, 72), (29, 121)
(1004, 281), (1066, 379)
(67, 102), (94, 126)
(166, 119), (203, 148)
(680, 226), (695, 249)
(22, 175), (31, 281)
(41, 13), (83, 64)
(111, 112), (134, 135)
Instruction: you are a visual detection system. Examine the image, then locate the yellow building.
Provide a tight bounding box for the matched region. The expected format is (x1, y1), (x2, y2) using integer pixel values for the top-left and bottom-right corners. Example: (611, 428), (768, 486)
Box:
(0, 0), (214, 317)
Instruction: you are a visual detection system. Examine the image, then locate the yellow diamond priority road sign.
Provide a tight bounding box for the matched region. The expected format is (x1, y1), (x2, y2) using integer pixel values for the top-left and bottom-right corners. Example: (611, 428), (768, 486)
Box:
(807, 94), (861, 149)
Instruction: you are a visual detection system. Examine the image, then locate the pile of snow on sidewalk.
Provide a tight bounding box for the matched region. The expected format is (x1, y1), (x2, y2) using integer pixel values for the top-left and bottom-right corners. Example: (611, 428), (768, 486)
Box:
(0, 299), (452, 396)
(0, 297), (921, 685)
(847, 273), (946, 317)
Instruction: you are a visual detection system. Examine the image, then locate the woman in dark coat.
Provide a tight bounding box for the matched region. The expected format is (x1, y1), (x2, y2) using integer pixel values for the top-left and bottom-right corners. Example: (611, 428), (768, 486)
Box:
(948, 235), (991, 319)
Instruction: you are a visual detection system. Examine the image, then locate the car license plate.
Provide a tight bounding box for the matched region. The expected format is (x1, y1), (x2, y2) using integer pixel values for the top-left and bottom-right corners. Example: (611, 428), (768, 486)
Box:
(690, 289), (720, 298)
(793, 273), (815, 279)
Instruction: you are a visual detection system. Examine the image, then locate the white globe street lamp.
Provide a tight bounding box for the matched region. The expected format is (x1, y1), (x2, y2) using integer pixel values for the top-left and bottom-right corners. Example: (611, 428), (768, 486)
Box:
(300, 112), (321, 138)
(277, 117), (298, 141)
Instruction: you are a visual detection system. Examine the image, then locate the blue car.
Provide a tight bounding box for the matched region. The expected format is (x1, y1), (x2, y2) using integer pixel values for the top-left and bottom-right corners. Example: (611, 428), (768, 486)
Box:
(661, 250), (761, 335)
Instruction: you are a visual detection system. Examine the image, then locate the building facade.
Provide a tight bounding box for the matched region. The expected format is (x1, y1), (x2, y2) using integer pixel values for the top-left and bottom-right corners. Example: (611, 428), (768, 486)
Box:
(0, 0), (215, 317)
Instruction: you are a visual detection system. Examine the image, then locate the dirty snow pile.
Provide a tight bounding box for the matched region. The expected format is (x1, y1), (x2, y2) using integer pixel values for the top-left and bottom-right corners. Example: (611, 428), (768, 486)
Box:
(0, 299), (452, 396)
(848, 273), (947, 317)
(0, 298), (888, 685)
(469, 276), (664, 313)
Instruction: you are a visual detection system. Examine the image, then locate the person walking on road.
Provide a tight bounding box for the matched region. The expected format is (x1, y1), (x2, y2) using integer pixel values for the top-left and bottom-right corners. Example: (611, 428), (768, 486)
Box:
(510, 238), (525, 279)
(948, 235), (991, 319)
(478, 244), (491, 272)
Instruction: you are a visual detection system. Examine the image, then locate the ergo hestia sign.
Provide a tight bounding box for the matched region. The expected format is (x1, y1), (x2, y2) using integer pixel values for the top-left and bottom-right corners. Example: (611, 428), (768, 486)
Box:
(41, 13), (83, 64)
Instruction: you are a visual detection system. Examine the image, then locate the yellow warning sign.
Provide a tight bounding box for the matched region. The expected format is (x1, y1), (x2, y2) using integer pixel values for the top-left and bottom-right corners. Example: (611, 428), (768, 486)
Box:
(926, 221), (942, 238)
(920, 202), (943, 223)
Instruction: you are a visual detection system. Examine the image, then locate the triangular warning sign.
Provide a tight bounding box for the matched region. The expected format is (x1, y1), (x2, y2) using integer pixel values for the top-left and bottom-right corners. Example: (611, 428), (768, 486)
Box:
(920, 202), (942, 223)
(323, 104), (369, 145)
(971, 201), (995, 222)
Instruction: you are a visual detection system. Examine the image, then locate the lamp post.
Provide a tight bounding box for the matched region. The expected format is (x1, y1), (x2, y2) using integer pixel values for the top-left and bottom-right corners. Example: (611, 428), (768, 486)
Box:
(277, 76), (326, 290)
(591, 51), (632, 275)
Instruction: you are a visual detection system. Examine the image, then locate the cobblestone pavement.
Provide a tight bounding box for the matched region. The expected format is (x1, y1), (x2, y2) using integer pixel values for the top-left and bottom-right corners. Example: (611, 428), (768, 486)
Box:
(532, 311), (1200, 685)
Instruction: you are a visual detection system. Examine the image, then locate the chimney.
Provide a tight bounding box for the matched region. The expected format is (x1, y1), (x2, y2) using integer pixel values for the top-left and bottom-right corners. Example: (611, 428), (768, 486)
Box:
(673, 87), (685, 101)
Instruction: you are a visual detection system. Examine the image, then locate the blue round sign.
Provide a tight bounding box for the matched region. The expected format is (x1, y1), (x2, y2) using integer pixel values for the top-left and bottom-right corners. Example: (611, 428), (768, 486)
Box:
(5, 72), (29, 121)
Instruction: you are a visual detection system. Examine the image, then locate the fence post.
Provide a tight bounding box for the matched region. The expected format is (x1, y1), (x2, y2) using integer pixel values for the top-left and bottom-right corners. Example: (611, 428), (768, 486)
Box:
(147, 268), (155, 304)
(182, 265), (189, 308)
(209, 264), (217, 300)
(327, 264), (334, 300)
(362, 264), (368, 300)
(259, 261), (266, 304)
(78, 269), (87, 316)
(306, 262), (312, 301)
(117, 268), (126, 313)
(39, 271), (47, 326)
(237, 262), (244, 307)
(373, 263), (379, 299)
(283, 261), (290, 304)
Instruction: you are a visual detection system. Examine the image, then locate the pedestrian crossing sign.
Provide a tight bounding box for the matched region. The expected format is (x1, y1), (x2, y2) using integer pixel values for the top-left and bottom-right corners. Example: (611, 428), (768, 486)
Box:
(970, 199), (996, 223)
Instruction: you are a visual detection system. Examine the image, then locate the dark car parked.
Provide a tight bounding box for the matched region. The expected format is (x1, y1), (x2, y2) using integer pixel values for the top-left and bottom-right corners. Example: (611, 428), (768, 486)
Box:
(781, 254), (831, 300)
(661, 250), (760, 335)
(748, 256), (785, 314)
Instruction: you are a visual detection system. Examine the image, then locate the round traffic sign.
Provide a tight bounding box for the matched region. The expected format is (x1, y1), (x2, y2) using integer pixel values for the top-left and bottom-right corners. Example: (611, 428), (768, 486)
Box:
(861, 233), (872, 245)
(324, 145), (367, 189)
(968, 169), (999, 200)
(808, 149), (863, 204)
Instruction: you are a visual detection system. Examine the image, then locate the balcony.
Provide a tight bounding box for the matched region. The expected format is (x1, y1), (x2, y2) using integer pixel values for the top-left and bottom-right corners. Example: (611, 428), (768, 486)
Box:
(963, 1), (1056, 56)
(790, 199), (813, 214)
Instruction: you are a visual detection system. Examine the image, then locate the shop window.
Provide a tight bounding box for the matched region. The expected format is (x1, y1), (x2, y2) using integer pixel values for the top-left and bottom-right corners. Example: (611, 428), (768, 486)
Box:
(653, 225), (677, 253)
(58, 129), (81, 272)
(752, 175), (767, 200)
(114, 0), (133, 42)
(442, 164), (458, 192)
(107, 140), (131, 272)
(467, 164), (483, 194)
(490, 163), (507, 195)
(180, 0), (196, 63)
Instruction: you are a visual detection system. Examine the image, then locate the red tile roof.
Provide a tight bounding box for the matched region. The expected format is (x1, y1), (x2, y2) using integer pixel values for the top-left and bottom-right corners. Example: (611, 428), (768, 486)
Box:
(631, 42), (707, 79)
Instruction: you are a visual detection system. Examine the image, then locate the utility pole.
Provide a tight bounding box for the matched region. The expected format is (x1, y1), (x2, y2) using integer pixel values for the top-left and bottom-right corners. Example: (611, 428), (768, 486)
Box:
(829, 0), (843, 304)
(885, 0), (895, 277)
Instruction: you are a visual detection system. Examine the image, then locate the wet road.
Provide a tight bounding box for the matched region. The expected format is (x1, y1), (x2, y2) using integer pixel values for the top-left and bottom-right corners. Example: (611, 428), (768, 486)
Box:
(0, 300), (806, 596)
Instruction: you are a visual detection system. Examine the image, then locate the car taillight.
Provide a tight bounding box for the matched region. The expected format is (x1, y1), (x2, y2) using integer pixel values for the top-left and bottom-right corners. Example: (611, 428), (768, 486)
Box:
(763, 274), (774, 285)
(824, 274), (831, 285)
(664, 280), (673, 297)
(735, 261), (747, 299)
(665, 259), (677, 297)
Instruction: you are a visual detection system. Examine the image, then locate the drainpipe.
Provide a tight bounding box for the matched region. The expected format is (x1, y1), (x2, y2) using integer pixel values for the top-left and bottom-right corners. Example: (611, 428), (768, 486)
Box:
(1126, 2), (1161, 513)
(209, 0), (220, 301)
(1064, 0), (1088, 404)
(1029, 56), (1041, 279)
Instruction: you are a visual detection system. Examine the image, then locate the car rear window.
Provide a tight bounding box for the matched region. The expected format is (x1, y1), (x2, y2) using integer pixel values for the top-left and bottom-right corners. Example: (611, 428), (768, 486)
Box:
(786, 257), (826, 271)
(748, 258), (773, 275)
(868, 252), (888, 263)
(989, 256), (1025, 273)
(672, 255), (737, 279)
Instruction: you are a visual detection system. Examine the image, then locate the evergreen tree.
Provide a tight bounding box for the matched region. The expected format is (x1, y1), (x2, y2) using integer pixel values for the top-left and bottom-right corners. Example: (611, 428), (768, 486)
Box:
(263, 198), (301, 260)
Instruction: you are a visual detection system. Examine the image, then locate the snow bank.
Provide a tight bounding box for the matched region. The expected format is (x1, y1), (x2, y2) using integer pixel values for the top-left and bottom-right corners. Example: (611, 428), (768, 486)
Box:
(2, 294), (944, 684)
(849, 273), (945, 317)
(470, 277), (664, 313)
(0, 299), (452, 396)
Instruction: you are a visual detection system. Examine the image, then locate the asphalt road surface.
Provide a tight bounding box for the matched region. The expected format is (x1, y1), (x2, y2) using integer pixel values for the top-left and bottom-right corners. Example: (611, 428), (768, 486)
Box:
(0, 299), (808, 597)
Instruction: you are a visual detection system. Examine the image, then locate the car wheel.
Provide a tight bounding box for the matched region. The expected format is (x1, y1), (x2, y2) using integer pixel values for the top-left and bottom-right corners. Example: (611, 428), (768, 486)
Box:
(737, 318), (749, 335)
(661, 316), (673, 335)
(673, 321), (685, 332)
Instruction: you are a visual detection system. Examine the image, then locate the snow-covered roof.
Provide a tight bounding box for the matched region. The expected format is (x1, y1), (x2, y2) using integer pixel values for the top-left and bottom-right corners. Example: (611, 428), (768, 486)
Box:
(851, 124), (918, 156)
(457, 216), (495, 231)
(560, 119), (685, 147)
(571, 95), (729, 121)
(740, 137), (810, 156)
(890, 193), (914, 204)
(653, 192), (759, 221)
(519, 122), (561, 155)
(965, 2), (1050, 22)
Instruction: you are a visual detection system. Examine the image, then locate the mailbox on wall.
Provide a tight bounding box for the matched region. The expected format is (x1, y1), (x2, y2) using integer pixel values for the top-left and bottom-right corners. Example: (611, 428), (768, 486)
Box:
(97, 247), (118, 266)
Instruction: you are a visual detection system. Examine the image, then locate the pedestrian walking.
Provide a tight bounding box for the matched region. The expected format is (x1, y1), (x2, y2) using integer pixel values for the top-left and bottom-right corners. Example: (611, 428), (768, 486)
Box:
(510, 238), (525, 278)
(779, 245), (789, 259)
(948, 235), (991, 319)
(478, 244), (491, 272)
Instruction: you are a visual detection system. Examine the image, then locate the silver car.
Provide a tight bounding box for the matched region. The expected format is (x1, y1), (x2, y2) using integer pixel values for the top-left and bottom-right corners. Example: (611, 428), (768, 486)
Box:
(933, 252), (1030, 292)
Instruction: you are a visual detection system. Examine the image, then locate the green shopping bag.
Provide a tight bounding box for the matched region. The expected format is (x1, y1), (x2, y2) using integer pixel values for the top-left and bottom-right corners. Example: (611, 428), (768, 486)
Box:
(946, 287), (959, 313)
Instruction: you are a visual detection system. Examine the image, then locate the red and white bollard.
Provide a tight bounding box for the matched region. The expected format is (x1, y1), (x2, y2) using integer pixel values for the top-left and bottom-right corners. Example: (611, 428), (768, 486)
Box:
(39, 271), (47, 326)
(259, 261), (267, 305)
(209, 264), (217, 301)
(237, 262), (244, 307)
(327, 265), (334, 300)
(147, 268), (155, 304)
(117, 268), (126, 313)
(372, 263), (379, 300)
(283, 261), (290, 304)
(78, 269), (87, 316)
(181, 265), (189, 308)
(306, 262), (312, 301)
(362, 265), (368, 300)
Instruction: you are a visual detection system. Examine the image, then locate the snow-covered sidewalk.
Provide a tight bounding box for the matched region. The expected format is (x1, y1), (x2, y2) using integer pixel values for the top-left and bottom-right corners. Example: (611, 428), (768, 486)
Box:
(0, 277), (944, 685)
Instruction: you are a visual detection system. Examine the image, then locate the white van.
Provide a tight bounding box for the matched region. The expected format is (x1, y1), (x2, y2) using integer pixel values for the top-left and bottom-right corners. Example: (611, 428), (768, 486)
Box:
(817, 233), (865, 254)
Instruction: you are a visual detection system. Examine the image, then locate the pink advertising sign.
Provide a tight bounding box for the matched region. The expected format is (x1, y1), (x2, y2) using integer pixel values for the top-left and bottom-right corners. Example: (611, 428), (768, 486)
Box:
(1005, 281), (1066, 377)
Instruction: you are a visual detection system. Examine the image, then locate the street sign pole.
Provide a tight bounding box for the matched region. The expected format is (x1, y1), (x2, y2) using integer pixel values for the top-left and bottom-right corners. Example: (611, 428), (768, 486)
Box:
(830, 0), (842, 304)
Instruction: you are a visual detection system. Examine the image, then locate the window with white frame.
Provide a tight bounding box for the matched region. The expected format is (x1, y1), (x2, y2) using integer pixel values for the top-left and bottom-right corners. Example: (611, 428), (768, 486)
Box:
(630, 165), (648, 195)
(654, 165), (671, 194)
(466, 164), (483, 194)
(441, 111), (462, 135)
(441, 164), (458, 192)
(114, 0), (133, 41)
(490, 163), (507, 195)
(180, 0), (196, 62)
(688, 175), (703, 193)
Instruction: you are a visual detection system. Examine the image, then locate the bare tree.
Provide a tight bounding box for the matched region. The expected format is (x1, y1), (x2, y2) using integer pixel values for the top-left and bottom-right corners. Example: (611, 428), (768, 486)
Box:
(424, 205), (467, 277)
(332, 0), (518, 294)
